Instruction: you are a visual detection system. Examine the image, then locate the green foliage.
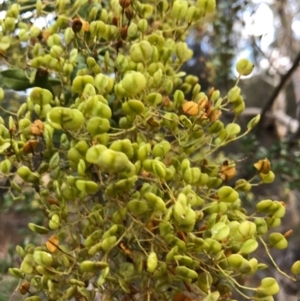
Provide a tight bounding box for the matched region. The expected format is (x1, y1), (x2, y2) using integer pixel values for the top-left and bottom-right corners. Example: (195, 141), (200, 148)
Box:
(0, 0), (297, 300)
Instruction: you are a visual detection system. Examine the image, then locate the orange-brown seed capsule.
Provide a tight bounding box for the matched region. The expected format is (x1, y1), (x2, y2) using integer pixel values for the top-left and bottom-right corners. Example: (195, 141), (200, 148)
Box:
(19, 281), (30, 295)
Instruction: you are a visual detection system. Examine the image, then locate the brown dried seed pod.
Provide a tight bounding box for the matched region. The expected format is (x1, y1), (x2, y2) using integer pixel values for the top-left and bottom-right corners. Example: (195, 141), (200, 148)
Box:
(119, 0), (131, 9)
(19, 281), (30, 295)
(120, 25), (128, 39)
(72, 18), (82, 33)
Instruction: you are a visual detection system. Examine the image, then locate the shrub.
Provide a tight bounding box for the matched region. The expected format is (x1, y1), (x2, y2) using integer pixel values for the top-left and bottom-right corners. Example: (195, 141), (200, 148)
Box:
(0, 0), (298, 300)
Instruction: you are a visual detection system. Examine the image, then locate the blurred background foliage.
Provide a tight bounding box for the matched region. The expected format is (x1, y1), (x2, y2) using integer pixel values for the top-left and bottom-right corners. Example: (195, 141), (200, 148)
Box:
(0, 0), (300, 300)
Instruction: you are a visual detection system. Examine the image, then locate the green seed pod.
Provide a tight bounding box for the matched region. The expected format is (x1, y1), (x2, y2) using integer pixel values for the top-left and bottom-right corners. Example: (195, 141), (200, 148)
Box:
(266, 217), (281, 228)
(291, 260), (300, 276)
(0, 88), (4, 102)
(235, 179), (251, 192)
(82, 83), (96, 99)
(260, 171), (275, 183)
(127, 199), (149, 215)
(217, 186), (239, 203)
(90, 20), (106, 38)
(130, 40), (153, 63)
(109, 139), (134, 159)
(88, 242), (102, 256)
(226, 123), (241, 136)
(94, 73), (114, 94)
(86, 145), (107, 164)
(64, 27), (75, 44)
(17, 166), (40, 183)
(121, 71), (147, 95)
(198, 272), (213, 294)
(33, 251), (53, 267)
(239, 239), (258, 254)
(233, 95), (246, 116)
(268, 232), (288, 250)
(28, 223), (49, 234)
(87, 117), (110, 136)
(152, 160), (167, 179)
(175, 42), (193, 62)
(16, 245), (25, 259)
(238, 221), (256, 237)
(102, 225), (118, 239)
(172, 0), (189, 20)
(4, 17), (16, 32)
(236, 58), (254, 76)
(211, 222), (230, 241)
(227, 254), (244, 269)
(144, 192), (166, 212)
(197, 0), (216, 14)
(254, 218), (268, 235)
(25, 297), (41, 301)
(62, 286), (77, 300)
(76, 180), (99, 194)
(147, 252), (158, 273)
(208, 120), (224, 134)
(271, 201), (286, 218)
(138, 143), (150, 161)
(49, 214), (60, 230)
(47, 33), (61, 47)
(97, 149), (133, 173)
(138, 18), (148, 33)
(127, 22), (139, 39)
(80, 261), (109, 272)
(84, 230), (103, 248)
(30, 88), (53, 106)
(186, 5), (202, 23)
(122, 99), (145, 115)
(227, 86), (241, 103)
(77, 159), (86, 176)
(175, 266), (198, 279)
(247, 114), (261, 130)
(0, 159), (11, 174)
(146, 92), (163, 106)
(256, 199), (277, 213)
(101, 236), (117, 252)
(19, 29), (29, 41)
(8, 268), (24, 278)
(256, 277), (279, 297)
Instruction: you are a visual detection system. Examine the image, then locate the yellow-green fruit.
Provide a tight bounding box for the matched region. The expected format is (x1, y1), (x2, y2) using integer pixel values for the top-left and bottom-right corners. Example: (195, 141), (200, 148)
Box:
(217, 186), (239, 203)
(49, 214), (60, 230)
(236, 58), (254, 76)
(197, 0), (216, 13)
(33, 251), (53, 267)
(147, 252), (158, 273)
(122, 99), (145, 115)
(130, 40), (153, 63)
(30, 88), (53, 106)
(121, 71), (147, 95)
(97, 149), (133, 173)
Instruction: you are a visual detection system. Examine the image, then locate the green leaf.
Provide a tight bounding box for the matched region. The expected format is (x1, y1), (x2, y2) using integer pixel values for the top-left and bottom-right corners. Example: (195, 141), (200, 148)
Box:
(0, 69), (33, 91)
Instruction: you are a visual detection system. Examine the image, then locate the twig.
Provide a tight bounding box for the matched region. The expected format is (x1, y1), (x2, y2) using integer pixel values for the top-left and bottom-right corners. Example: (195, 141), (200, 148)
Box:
(256, 50), (300, 134)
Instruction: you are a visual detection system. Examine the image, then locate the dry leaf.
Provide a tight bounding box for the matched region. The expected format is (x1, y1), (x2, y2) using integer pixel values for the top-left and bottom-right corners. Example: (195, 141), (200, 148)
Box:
(46, 234), (59, 253)
(219, 160), (236, 181)
(208, 108), (221, 123)
(253, 158), (271, 174)
(23, 139), (38, 154)
(284, 229), (293, 238)
(31, 119), (44, 136)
